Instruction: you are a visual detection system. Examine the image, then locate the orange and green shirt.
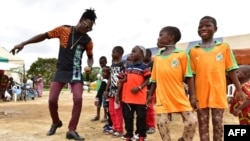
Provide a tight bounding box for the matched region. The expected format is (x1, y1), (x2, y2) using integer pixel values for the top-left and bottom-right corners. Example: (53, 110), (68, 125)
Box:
(151, 48), (193, 114)
(189, 41), (238, 108)
(122, 62), (151, 104)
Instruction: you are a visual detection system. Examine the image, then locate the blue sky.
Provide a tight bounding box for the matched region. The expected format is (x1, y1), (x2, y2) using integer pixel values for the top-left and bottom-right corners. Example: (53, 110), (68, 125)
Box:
(0, 0), (249, 69)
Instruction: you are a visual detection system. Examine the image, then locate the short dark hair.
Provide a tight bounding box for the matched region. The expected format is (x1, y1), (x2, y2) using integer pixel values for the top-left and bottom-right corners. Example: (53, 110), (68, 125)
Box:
(200, 16), (217, 28)
(99, 56), (107, 62)
(102, 66), (111, 73)
(161, 26), (181, 43)
(80, 8), (97, 22)
(114, 46), (124, 55)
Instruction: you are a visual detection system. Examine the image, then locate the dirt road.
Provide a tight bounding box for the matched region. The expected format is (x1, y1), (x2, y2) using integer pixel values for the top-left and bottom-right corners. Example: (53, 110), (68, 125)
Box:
(0, 90), (238, 141)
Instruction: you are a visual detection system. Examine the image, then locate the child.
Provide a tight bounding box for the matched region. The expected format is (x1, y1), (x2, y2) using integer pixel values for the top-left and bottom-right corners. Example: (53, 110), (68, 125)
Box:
(188, 16), (244, 141)
(230, 65), (250, 125)
(104, 46), (125, 137)
(119, 45), (151, 141)
(147, 26), (198, 141)
(125, 55), (132, 68)
(91, 56), (108, 122)
(103, 93), (113, 133)
(92, 66), (112, 133)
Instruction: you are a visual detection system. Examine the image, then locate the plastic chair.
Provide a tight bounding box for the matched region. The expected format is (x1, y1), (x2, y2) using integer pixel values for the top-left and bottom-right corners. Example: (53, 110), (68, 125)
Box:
(12, 85), (22, 102)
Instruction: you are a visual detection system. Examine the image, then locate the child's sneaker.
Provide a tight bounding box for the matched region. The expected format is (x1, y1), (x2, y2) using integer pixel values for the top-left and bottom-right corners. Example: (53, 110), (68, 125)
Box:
(125, 138), (133, 141)
(103, 125), (112, 133)
(133, 133), (139, 140)
(121, 134), (128, 140)
(138, 137), (145, 141)
(103, 124), (109, 130)
(133, 134), (147, 141)
(121, 134), (133, 140)
(108, 129), (114, 134)
(112, 131), (123, 137)
(146, 127), (155, 134)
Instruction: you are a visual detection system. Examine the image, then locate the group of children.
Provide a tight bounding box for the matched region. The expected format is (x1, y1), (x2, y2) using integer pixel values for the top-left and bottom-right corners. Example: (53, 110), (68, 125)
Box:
(91, 15), (250, 141)
(91, 45), (156, 141)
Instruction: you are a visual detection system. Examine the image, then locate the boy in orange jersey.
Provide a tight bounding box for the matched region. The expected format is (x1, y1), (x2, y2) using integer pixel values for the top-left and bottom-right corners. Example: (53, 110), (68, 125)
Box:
(230, 65), (250, 125)
(147, 26), (198, 141)
(189, 16), (244, 141)
(119, 45), (151, 141)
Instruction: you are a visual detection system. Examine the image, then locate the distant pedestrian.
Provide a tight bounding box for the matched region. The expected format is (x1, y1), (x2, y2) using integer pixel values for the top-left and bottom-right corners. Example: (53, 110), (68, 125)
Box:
(36, 74), (44, 97)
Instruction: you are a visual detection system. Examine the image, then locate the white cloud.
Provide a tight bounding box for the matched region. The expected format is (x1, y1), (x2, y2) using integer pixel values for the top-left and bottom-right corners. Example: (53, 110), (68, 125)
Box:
(0, 0), (249, 69)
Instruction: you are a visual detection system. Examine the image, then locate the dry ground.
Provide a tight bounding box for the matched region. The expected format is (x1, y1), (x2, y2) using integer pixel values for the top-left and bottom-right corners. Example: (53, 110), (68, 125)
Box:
(0, 90), (238, 141)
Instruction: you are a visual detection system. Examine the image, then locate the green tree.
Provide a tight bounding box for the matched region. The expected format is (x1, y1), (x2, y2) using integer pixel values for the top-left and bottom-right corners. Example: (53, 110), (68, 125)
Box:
(27, 58), (57, 88)
(27, 58), (100, 88)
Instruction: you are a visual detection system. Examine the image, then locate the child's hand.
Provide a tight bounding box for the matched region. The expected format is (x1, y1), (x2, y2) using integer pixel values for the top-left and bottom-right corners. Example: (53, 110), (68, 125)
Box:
(236, 90), (245, 101)
(189, 98), (199, 111)
(104, 91), (108, 99)
(146, 95), (153, 107)
(115, 96), (120, 104)
(233, 108), (241, 116)
(120, 77), (127, 83)
(131, 87), (140, 94)
(94, 100), (98, 106)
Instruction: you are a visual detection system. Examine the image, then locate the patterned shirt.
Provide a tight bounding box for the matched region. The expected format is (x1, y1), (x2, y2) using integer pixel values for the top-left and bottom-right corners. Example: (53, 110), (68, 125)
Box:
(109, 61), (125, 97)
(230, 81), (250, 124)
(46, 25), (93, 83)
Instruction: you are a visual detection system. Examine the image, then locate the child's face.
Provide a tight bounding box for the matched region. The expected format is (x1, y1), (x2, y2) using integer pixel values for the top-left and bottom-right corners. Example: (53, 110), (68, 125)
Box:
(111, 49), (120, 60)
(99, 59), (107, 68)
(102, 70), (109, 79)
(157, 30), (171, 48)
(130, 47), (142, 62)
(126, 55), (132, 65)
(198, 19), (217, 40)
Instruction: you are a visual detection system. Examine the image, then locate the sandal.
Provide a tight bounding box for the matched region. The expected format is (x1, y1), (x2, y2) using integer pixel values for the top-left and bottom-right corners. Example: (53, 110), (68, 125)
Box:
(90, 116), (99, 121)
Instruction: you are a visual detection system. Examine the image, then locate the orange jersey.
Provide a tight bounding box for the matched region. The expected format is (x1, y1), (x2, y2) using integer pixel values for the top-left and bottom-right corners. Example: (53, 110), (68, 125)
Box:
(151, 48), (193, 114)
(189, 41), (238, 108)
(122, 62), (151, 104)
